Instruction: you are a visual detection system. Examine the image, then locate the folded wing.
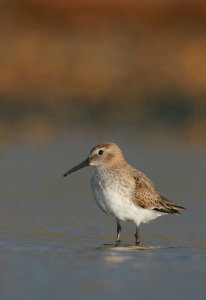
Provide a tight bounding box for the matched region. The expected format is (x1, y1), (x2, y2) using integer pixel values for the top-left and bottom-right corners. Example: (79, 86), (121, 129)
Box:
(132, 170), (186, 214)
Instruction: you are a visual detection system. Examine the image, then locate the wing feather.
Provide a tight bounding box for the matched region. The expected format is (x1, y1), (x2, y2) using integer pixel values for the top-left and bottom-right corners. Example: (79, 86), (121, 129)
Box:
(132, 170), (186, 214)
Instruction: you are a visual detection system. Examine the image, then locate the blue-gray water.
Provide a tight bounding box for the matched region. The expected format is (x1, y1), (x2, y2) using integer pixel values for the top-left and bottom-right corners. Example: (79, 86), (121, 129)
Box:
(0, 127), (206, 300)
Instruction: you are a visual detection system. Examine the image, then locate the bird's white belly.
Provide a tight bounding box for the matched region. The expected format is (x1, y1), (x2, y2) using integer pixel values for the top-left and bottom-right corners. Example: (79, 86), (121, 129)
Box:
(92, 185), (133, 220)
(91, 182), (163, 226)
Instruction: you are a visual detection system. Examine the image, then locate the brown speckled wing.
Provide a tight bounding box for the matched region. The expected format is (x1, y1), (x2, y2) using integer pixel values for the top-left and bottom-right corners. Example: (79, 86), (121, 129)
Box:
(132, 170), (186, 214)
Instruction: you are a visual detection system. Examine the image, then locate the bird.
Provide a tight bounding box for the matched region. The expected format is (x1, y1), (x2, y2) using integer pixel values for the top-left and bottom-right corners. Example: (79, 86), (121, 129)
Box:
(63, 142), (186, 246)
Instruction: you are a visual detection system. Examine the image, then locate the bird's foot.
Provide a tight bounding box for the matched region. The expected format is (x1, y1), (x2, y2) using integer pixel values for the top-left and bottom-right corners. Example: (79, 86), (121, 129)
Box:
(115, 240), (121, 247)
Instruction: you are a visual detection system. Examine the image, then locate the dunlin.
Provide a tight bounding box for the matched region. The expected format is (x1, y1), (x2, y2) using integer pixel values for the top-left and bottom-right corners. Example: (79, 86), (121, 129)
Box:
(63, 142), (186, 245)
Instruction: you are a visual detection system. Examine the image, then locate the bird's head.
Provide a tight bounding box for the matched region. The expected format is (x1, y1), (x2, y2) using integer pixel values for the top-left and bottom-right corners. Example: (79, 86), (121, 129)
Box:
(63, 142), (124, 177)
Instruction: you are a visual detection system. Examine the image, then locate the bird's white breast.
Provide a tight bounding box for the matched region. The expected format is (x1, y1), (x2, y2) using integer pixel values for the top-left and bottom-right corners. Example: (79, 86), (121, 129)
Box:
(91, 170), (163, 226)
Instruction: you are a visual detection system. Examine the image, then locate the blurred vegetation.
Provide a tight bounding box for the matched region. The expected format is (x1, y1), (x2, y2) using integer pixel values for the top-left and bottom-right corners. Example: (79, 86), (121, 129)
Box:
(0, 0), (206, 145)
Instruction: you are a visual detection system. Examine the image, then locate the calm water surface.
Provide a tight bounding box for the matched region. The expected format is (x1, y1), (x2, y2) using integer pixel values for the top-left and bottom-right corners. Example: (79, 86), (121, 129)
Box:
(0, 128), (206, 300)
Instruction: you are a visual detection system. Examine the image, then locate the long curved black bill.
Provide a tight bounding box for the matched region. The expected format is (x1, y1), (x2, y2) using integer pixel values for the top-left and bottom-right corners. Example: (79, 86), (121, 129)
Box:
(63, 158), (90, 177)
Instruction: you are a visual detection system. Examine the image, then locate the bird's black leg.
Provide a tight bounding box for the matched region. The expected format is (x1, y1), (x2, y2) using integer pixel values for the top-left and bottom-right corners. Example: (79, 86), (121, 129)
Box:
(135, 226), (140, 245)
(115, 219), (121, 246)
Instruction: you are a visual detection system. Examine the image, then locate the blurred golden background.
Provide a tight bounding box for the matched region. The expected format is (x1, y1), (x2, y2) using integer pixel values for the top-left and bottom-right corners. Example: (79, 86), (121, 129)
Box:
(0, 0), (206, 146)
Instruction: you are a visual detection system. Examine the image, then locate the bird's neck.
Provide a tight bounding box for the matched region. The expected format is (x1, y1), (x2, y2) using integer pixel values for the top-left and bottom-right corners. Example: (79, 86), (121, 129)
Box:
(96, 159), (128, 175)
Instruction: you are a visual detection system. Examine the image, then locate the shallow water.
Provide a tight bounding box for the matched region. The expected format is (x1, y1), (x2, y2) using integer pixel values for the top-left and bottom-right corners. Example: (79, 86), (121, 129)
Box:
(0, 128), (206, 300)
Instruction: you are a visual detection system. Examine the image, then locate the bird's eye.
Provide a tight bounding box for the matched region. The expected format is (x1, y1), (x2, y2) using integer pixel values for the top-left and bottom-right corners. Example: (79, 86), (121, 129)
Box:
(98, 150), (104, 155)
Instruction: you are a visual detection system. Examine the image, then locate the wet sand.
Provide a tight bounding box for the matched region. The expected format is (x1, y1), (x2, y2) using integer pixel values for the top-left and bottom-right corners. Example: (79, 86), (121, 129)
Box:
(0, 128), (206, 300)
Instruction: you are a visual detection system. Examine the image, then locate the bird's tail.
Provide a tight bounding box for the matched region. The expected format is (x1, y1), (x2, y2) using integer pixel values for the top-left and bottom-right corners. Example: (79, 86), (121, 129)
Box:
(154, 194), (186, 214)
